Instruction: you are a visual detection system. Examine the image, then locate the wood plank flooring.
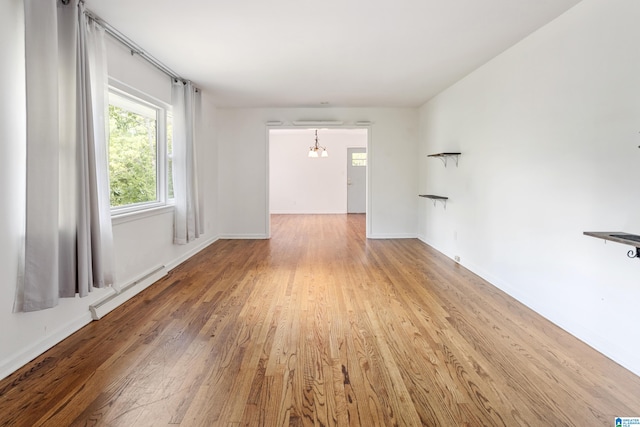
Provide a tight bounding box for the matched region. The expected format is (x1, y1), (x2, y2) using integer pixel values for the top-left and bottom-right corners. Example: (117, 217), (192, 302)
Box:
(1, 214), (639, 426)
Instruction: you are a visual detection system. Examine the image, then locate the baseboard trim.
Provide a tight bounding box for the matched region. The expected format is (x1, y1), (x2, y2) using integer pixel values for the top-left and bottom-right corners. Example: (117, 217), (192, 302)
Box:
(417, 236), (640, 377)
(218, 234), (269, 239)
(165, 235), (219, 271)
(90, 235), (220, 320)
(0, 234), (221, 382)
(0, 312), (93, 381)
(368, 233), (418, 239)
(270, 211), (348, 215)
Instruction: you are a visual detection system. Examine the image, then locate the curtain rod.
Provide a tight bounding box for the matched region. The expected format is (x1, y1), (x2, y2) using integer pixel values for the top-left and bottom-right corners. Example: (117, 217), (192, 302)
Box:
(82, 7), (188, 85)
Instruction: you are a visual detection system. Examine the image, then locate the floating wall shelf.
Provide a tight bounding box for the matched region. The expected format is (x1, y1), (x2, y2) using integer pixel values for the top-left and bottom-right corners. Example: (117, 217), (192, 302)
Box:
(428, 152), (461, 167)
(584, 231), (640, 259)
(419, 194), (448, 208)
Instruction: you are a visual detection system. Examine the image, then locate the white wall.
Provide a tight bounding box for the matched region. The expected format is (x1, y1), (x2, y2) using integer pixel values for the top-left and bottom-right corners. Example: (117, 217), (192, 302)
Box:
(107, 36), (171, 104)
(217, 108), (419, 238)
(0, 6), (219, 380)
(0, 0), (106, 380)
(106, 36), (220, 286)
(419, 0), (640, 375)
(269, 129), (367, 214)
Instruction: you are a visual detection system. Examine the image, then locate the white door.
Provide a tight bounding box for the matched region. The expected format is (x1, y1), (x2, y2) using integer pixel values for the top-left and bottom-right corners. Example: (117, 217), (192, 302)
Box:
(347, 147), (366, 213)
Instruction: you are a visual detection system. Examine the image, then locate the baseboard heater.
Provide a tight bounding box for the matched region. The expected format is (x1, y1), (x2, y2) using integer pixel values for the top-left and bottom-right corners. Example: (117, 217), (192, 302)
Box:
(89, 265), (167, 320)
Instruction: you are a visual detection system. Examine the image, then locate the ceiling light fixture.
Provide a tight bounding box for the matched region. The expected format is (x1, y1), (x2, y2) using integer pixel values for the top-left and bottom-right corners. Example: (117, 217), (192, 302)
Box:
(308, 129), (328, 158)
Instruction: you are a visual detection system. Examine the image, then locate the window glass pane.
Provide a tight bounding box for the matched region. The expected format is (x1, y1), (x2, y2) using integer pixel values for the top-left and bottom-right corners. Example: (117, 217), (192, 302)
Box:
(108, 95), (158, 208)
(352, 152), (367, 167)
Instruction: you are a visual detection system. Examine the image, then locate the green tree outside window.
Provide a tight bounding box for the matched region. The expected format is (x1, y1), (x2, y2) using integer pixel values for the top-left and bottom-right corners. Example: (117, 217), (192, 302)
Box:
(108, 104), (157, 207)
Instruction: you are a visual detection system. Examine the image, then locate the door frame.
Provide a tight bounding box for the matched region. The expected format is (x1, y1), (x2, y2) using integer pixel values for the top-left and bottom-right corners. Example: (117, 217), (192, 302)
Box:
(265, 124), (371, 238)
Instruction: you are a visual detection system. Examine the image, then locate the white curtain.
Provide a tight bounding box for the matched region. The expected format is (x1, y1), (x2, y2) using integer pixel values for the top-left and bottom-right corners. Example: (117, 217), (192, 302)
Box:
(20, 0), (114, 312)
(76, 3), (114, 294)
(172, 80), (202, 244)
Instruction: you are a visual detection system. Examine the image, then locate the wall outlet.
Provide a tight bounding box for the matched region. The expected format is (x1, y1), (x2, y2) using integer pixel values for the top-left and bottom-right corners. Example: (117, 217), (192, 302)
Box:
(454, 255), (460, 263)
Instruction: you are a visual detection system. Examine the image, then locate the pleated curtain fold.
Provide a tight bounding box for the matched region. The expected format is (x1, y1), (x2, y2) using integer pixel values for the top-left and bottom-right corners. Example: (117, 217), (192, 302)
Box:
(172, 80), (202, 245)
(19, 0), (114, 312)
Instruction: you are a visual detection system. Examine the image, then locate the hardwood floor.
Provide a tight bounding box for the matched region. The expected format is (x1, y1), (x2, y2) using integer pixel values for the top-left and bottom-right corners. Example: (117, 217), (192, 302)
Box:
(1, 214), (639, 426)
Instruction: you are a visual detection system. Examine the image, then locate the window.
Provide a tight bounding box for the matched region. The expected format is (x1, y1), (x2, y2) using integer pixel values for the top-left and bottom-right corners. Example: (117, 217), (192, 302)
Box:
(351, 152), (367, 167)
(108, 86), (173, 215)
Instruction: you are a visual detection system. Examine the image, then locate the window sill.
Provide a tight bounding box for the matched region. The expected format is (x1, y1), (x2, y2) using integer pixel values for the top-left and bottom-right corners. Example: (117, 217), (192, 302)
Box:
(112, 204), (174, 226)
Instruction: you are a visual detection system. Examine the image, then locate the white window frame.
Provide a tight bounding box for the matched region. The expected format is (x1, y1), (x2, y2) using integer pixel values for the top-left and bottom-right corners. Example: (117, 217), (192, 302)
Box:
(108, 79), (173, 219)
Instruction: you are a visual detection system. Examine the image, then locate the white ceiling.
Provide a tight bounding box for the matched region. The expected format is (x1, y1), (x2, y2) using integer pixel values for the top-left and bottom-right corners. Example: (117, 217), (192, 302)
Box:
(84, 0), (582, 108)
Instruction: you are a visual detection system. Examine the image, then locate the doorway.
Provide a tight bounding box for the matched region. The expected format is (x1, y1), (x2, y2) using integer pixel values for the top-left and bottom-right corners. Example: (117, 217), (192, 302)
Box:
(267, 127), (369, 236)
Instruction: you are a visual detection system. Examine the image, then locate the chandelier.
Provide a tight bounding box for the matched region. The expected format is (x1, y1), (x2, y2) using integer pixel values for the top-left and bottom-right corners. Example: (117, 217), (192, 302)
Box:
(308, 129), (328, 157)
